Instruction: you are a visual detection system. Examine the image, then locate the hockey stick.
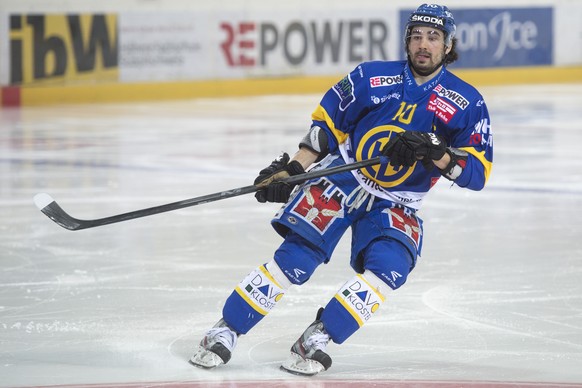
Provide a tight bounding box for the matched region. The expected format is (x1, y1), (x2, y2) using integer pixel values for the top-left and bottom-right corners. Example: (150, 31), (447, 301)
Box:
(34, 156), (387, 231)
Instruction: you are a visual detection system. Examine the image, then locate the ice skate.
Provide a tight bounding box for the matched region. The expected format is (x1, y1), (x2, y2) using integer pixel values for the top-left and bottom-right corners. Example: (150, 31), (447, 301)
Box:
(281, 308), (332, 376)
(189, 319), (239, 369)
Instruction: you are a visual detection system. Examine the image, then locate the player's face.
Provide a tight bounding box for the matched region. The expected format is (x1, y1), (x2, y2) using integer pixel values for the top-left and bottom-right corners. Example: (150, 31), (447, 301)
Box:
(407, 26), (450, 75)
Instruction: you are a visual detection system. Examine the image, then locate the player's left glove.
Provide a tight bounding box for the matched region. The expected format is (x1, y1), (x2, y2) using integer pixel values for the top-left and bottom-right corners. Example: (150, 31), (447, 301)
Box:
(382, 131), (447, 168)
(254, 152), (305, 203)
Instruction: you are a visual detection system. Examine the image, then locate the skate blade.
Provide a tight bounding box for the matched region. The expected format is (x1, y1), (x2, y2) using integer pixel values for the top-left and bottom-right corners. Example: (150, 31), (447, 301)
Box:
(189, 346), (224, 369)
(280, 352), (325, 376)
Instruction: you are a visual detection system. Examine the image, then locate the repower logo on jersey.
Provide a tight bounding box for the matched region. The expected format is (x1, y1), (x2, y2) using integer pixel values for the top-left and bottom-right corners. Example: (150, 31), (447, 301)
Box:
(236, 265), (285, 315)
(369, 75), (403, 88)
(290, 179), (345, 234)
(336, 275), (384, 326)
(433, 84), (469, 110)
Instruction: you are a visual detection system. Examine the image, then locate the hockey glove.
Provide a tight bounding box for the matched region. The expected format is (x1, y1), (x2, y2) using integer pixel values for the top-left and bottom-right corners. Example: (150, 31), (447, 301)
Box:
(382, 131), (447, 168)
(254, 152), (305, 203)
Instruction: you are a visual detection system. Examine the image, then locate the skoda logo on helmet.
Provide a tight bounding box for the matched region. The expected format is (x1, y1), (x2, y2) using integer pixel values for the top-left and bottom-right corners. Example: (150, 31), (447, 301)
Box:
(410, 15), (445, 26)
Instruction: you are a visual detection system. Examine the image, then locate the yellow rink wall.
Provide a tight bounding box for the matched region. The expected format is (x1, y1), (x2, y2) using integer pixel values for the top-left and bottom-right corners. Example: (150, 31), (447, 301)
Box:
(2, 66), (581, 107)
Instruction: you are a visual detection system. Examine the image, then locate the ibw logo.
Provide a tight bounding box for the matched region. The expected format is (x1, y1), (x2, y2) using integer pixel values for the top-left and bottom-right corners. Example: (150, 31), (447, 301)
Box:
(9, 14), (118, 85)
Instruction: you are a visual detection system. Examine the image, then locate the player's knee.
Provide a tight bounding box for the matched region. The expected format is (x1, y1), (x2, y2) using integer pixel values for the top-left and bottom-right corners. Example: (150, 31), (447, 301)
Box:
(363, 238), (414, 290)
(273, 232), (327, 285)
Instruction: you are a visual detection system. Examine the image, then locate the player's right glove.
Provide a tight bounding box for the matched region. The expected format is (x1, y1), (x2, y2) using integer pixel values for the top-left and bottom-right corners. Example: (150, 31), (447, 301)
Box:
(382, 131), (447, 168)
(254, 152), (305, 203)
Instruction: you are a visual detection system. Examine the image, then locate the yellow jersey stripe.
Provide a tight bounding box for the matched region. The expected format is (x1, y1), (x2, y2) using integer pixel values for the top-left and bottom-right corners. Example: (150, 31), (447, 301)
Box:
(312, 104), (349, 146)
(460, 147), (492, 183)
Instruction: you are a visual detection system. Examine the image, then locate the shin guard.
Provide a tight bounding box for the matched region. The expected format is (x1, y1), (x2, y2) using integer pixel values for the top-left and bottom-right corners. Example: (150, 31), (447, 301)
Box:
(321, 270), (386, 344)
(222, 260), (291, 334)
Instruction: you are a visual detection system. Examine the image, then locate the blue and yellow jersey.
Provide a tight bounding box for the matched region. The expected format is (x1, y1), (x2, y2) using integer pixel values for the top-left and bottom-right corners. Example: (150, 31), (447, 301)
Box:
(312, 60), (493, 210)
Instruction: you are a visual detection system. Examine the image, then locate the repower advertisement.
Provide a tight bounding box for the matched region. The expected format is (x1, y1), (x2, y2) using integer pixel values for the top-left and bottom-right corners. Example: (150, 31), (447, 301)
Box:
(118, 11), (396, 82)
(0, 6), (558, 87)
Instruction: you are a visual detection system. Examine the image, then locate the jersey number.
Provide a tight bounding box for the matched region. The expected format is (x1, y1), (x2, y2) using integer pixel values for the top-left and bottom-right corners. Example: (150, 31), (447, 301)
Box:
(392, 102), (417, 125)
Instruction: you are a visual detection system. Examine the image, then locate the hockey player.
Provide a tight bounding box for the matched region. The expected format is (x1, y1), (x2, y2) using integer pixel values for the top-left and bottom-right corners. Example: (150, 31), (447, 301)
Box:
(190, 3), (493, 376)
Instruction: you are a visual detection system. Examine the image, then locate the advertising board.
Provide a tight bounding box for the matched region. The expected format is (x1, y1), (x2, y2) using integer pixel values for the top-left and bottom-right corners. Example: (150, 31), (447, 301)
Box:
(399, 7), (553, 68)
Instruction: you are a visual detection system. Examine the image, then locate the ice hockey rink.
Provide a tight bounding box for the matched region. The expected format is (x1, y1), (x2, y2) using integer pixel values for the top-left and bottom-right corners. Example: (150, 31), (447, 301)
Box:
(1, 82), (582, 388)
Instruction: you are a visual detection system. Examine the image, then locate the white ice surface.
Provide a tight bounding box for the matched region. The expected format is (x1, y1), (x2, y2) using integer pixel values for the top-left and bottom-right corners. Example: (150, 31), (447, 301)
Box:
(1, 84), (582, 387)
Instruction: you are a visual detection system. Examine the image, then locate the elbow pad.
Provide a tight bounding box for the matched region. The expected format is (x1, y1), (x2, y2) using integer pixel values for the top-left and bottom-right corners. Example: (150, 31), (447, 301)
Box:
(299, 125), (329, 162)
(439, 147), (468, 181)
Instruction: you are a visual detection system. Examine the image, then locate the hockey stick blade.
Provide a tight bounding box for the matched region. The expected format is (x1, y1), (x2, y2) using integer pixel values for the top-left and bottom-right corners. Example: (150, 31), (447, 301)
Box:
(34, 156), (387, 231)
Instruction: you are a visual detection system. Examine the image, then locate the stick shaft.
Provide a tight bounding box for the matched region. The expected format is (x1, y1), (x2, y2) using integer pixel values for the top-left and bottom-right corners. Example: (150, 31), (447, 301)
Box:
(35, 156), (386, 230)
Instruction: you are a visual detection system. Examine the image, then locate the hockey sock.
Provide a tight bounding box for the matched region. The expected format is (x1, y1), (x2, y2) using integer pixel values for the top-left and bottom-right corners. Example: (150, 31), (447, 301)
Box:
(222, 260), (292, 334)
(320, 270), (387, 344)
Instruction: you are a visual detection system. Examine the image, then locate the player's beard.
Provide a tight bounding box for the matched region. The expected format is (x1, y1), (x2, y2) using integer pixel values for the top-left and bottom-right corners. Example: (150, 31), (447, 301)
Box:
(408, 49), (445, 77)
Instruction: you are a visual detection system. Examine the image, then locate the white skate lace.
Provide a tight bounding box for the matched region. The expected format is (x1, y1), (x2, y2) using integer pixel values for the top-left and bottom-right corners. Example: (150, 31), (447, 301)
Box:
(345, 186), (375, 214)
(305, 332), (330, 352)
(205, 326), (238, 352)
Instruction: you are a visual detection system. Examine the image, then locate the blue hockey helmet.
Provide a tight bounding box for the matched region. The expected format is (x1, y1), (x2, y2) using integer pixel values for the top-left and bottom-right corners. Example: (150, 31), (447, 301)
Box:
(405, 4), (456, 46)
